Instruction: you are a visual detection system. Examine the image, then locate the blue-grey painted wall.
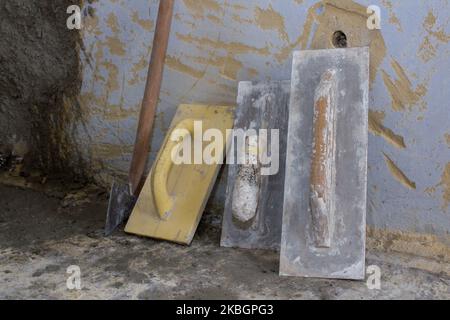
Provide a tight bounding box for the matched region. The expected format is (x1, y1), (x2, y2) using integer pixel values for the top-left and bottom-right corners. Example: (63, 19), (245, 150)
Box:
(75, 0), (450, 236)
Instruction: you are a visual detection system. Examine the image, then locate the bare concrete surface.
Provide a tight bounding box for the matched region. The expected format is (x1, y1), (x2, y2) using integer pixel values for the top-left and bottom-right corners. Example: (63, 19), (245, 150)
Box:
(0, 184), (448, 300)
(0, 0), (84, 176)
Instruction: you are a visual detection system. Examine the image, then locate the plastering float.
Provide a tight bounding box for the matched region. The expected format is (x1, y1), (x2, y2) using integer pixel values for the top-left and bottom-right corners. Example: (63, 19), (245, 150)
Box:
(125, 104), (234, 245)
(280, 47), (369, 280)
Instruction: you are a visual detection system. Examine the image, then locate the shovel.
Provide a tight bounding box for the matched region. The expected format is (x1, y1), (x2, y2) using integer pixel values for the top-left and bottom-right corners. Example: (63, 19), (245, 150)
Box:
(105, 0), (175, 236)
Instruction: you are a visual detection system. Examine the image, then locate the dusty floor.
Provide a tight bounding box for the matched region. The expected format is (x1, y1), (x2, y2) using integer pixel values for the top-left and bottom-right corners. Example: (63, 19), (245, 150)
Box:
(0, 184), (448, 300)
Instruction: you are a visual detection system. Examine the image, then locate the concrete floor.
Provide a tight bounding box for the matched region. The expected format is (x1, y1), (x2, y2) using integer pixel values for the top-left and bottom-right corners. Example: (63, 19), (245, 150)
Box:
(0, 184), (448, 300)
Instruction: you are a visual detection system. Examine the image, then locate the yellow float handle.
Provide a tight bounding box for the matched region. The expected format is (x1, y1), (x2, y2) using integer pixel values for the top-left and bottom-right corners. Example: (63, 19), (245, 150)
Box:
(152, 119), (195, 220)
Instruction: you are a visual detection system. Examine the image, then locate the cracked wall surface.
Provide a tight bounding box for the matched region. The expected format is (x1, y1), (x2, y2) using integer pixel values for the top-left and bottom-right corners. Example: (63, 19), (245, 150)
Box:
(70, 0), (450, 236)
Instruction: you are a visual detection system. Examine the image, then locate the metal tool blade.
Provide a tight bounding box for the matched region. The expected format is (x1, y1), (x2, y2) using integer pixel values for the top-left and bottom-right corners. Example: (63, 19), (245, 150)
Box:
(220, 81), (290, 250)
(280, 47), (369, 280)
(105, 181), (136, 236)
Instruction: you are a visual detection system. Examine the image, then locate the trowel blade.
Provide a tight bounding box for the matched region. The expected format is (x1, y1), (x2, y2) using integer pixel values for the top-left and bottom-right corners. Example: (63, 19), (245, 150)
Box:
(105, 181), (136, 236)
(220, 81), (290, 250)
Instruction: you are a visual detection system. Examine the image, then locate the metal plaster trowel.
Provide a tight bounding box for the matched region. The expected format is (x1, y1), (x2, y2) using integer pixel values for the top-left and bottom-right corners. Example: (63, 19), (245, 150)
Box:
(125, 104), (235, 245)
(280, 48), (369, 280)
(221, 81), (290, 250)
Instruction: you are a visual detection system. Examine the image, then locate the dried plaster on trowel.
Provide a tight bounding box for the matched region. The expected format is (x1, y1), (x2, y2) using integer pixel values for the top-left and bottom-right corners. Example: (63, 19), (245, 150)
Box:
(310, 69), (338, 248)
(232, 135), (261, 225)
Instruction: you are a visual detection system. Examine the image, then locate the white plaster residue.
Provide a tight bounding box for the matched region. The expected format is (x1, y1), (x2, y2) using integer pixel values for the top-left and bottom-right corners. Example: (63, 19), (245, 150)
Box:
(232, 135), (260, 223)
(232, 169), (260, 223)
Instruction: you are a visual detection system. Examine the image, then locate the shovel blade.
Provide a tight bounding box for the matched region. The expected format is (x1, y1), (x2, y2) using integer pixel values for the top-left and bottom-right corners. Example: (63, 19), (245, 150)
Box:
(105, 181), (136, 236)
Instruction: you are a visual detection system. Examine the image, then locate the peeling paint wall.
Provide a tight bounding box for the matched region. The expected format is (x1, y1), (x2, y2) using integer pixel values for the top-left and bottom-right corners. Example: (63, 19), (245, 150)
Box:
(75, 0), (450, 237)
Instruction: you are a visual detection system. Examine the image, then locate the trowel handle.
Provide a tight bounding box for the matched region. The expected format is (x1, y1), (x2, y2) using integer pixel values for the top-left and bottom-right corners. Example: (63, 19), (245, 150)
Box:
(129, 0), (175, 196)
(152, 119), (195, 220)
(310, 69), (338, 248)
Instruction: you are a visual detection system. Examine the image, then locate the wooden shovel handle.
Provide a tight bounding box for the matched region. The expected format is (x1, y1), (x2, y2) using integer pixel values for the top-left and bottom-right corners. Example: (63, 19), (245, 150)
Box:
(129, 0), (175, 196)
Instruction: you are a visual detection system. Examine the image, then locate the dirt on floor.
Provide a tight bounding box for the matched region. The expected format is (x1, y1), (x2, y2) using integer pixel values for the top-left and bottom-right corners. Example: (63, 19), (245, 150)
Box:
(0, 184), (448, 300)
